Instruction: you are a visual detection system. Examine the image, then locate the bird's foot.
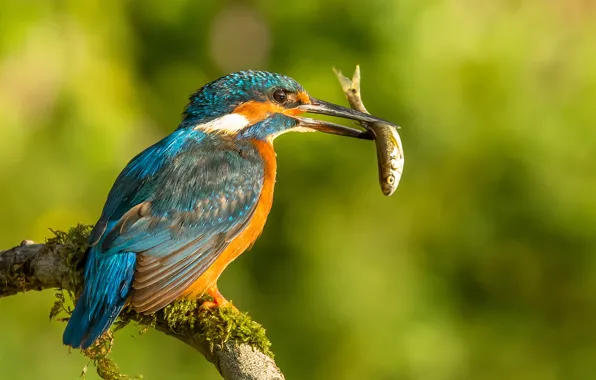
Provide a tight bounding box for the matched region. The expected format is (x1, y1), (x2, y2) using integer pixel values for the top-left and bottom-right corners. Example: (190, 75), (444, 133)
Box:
(200, 287), (236, 310)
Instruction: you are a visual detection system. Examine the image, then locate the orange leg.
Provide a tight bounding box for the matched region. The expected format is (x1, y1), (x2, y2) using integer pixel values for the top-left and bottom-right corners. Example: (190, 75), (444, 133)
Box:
(200, 285), (235, 310)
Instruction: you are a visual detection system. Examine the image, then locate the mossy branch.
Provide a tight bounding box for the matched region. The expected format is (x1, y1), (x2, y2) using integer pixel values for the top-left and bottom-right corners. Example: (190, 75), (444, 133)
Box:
(0, 225), (284, 380)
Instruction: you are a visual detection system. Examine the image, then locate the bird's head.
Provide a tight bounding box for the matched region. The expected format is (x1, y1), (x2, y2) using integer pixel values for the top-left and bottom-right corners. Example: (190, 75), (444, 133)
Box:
(181, 70), (393, 140)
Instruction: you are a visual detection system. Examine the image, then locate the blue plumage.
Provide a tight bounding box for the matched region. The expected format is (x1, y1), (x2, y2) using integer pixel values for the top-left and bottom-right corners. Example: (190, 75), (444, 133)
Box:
(182, 70), (304, 125)
(239, 113), (299, 140)
(63, 244), (136, 349)
(63, 70), (377, 349)
(63, 122), (266, 348)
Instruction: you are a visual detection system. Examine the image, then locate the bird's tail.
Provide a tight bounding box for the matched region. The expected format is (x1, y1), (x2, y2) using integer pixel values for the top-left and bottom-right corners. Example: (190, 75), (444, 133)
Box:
(63, 248), (137, 349)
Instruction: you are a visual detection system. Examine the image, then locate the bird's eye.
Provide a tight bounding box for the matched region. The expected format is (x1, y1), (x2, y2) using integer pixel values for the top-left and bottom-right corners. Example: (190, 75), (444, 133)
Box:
(272, 89), (287, 104)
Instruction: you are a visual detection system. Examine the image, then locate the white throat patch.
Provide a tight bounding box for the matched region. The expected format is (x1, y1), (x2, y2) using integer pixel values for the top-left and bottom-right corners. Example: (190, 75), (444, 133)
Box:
(194, 113), (250, 134)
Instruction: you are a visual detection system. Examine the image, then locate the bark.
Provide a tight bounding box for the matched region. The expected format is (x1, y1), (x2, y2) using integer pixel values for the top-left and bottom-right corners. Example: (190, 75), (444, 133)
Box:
(0, 237), (284, 380)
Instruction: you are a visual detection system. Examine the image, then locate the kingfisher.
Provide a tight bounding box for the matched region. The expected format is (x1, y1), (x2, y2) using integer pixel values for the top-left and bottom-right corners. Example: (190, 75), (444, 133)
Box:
(63, 70), (394, 349)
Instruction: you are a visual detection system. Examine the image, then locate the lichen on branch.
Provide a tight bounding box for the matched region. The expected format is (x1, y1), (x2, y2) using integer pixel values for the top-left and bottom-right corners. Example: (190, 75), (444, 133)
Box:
(0, 225), (282, 380)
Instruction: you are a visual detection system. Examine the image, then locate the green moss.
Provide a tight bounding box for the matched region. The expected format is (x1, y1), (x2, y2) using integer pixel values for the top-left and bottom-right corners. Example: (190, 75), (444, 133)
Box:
(48, 290), (68, 321)
(80, 331), (142, 380)
(195, 301), (273, 357)
(48, 225), (274, 379)
(1, 225), (91, 296)
(46, 224), (92, 296)
(118, 297), (273, 358)
(47, 226), (138, 380)
(95, 357), (142, 380)
(164, 298), (273, 357)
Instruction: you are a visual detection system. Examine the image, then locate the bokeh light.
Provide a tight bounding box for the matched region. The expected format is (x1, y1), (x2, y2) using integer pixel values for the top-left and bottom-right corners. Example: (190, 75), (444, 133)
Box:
(1, 1), (595, 379)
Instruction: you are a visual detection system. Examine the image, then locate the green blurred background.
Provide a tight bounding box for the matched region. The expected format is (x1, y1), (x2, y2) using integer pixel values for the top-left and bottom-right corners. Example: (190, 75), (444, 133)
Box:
(1, 1), (596, 379)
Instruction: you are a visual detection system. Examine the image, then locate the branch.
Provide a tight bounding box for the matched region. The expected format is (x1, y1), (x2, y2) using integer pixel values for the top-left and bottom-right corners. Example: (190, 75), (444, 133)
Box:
(0, 225), (284, 380)
(0, 68), (395, 380)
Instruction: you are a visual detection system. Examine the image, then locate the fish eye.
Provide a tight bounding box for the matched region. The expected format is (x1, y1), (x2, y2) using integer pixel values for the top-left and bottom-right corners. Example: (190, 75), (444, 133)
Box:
(272, 89), (287, 104)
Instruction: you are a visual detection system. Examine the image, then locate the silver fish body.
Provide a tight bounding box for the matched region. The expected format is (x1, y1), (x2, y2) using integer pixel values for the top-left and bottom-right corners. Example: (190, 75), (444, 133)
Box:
(334, 66), (404, 196)
(371, 123), (404, 196)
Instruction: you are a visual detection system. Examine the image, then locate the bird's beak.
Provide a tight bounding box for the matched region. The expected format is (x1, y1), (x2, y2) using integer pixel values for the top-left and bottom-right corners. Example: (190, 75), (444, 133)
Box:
(292, 98), (396, 139)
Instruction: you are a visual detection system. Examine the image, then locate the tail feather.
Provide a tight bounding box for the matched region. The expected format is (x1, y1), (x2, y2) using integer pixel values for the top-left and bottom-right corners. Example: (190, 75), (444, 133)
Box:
(62, 296), (91, 348)
(63, 249), (137, 349)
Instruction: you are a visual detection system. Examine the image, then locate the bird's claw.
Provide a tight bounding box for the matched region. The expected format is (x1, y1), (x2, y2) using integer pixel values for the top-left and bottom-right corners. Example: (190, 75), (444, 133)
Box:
(199, 287), (237, 311)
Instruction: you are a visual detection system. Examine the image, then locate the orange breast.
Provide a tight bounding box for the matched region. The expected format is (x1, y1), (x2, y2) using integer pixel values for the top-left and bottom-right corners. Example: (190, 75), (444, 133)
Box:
(182, 139), (277, 298)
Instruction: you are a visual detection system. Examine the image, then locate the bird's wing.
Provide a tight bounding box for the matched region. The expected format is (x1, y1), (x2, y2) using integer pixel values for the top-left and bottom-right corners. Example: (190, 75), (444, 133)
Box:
(89, 136), (264, 313)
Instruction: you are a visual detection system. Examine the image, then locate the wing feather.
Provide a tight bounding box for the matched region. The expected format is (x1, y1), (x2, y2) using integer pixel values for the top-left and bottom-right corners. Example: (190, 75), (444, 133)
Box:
(91, 136), (264, 314)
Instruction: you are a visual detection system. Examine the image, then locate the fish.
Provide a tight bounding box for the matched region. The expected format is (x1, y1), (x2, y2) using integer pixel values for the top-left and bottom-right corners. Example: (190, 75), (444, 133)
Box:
(333, 65), (404, 196)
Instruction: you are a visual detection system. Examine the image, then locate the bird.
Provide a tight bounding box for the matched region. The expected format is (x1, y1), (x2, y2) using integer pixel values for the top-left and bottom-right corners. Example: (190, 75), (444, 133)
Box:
(62, 70), (395, 349)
